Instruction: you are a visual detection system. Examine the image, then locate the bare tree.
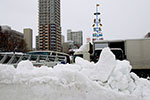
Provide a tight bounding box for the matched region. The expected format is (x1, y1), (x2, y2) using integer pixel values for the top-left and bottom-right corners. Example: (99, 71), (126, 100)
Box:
(0, 31), (28, 52)
(145, 32), (150, 38)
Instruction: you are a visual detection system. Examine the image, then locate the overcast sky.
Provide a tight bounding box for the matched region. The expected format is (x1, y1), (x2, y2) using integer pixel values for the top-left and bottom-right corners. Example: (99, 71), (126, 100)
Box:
(0, 0), (150, 47)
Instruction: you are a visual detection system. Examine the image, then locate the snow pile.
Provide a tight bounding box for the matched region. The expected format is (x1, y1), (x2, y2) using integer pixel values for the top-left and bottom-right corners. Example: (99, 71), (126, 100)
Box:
(76, 43), (89, 52)
(0, 48), (150, 100)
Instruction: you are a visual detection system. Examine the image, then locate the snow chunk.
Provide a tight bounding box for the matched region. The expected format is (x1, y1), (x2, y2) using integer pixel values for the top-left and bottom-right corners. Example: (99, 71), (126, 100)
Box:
(0, 64), (15, 83)
(17, 60), (34, 71)
(105, 59), (136, 93)
(75, 57), (93, 68)
(90, 47), (116, 82)
(13, 60), (35, 83)
(76, 43), (89, 52)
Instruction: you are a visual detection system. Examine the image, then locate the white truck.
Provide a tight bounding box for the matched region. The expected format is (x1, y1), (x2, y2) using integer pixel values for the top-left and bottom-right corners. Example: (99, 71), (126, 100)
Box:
(73, 43), (91, 62)
(125, 39), (150, 77)
(74, 38), (150, 77)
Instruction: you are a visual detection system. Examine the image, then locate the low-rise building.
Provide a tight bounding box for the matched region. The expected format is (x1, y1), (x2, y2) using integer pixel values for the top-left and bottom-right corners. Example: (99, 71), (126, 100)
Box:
(0, 25), (27, 52)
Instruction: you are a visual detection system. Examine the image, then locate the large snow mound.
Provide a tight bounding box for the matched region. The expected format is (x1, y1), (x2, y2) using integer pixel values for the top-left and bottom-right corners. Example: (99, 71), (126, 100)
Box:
(0, 47), (150, 100)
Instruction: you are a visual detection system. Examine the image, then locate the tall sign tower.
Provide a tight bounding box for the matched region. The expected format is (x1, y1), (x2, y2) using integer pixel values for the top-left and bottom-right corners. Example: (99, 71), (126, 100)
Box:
(92, 4), (103, 42)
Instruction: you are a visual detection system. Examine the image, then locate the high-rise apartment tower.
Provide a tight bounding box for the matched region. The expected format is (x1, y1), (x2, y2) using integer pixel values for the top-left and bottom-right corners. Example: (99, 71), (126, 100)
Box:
(38, 0), (61, 51)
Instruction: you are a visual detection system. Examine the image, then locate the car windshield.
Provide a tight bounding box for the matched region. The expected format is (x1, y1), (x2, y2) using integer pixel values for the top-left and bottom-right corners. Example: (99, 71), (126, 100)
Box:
(112, 50), (123, 60)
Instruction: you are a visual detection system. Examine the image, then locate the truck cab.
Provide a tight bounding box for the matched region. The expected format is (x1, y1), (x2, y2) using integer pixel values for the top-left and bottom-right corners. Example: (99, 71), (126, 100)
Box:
(73, 51), (91, 62)
(73, 43), (92, 62)
(93, 48), (124, 63)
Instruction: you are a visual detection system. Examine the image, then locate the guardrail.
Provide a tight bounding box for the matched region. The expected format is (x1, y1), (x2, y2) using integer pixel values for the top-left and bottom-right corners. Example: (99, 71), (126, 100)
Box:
(0, 54), (67, 67)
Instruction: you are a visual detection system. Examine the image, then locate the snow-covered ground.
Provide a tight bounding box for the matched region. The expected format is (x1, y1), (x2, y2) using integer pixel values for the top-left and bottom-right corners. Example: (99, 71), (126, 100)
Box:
(0, 48), (150, 100)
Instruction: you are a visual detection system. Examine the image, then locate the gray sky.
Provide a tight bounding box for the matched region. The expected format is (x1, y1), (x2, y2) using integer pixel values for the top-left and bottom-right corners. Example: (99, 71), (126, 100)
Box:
(0, 0), (150, 47)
